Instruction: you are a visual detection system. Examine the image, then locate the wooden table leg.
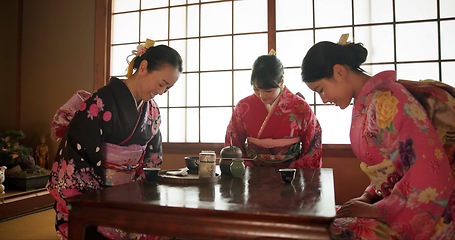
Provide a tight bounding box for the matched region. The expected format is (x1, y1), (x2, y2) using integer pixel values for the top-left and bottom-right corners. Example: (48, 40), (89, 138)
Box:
(68, 217), (87, 240)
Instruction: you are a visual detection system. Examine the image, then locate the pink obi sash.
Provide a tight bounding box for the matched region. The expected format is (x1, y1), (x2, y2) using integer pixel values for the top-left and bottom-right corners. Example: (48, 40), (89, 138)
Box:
(102, 142), (146, 186)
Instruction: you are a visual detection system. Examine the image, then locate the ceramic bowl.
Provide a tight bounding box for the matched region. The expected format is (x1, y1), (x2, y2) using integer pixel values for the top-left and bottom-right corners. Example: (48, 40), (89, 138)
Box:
(143, 167), (161, 182)
(184, 156), (199, 173)
(279, 168), (296, 183)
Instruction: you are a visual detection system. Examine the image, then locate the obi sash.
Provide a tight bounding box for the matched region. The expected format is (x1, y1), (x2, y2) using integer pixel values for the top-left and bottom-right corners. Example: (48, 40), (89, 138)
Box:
(102, 142), (146, 186)
(246, 137), (301, 163)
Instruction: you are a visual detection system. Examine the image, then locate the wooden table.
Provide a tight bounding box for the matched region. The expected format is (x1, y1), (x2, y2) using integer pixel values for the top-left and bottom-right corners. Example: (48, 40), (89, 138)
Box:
(67, 167), (335, 239)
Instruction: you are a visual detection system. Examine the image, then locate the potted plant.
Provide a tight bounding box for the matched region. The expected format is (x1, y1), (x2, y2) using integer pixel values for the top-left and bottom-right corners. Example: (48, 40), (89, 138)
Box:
(0, 130), (50, 191)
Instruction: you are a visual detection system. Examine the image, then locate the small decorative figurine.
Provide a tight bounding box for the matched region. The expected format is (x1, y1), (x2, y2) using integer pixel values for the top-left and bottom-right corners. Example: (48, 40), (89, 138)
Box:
(0, 166), (7, 194)
(35, 135), (49, 169)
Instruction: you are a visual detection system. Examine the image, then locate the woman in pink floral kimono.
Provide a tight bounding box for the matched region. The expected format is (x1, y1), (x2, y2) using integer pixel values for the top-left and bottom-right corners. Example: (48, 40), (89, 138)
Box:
(301, 39), (455, 239)
(225, 53), (322, 169)
(47, 42), (182, 240)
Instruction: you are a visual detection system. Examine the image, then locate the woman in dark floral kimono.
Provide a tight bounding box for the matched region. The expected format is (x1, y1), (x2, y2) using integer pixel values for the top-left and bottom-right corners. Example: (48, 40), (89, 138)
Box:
(47, 40), (182, 240)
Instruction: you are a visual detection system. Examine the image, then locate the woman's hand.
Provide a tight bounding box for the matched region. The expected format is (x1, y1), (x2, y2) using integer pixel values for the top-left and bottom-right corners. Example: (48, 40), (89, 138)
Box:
(336, 200), (380, 218)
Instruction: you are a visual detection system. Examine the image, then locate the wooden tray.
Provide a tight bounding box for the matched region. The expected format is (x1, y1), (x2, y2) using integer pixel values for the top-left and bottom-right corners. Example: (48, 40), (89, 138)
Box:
(157, 170), (220, 184)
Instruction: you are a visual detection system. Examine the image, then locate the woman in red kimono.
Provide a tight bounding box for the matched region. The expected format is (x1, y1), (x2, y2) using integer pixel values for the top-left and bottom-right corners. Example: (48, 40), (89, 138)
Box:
(225, 53), (322, 169)
(301, 38), (455, 239)
(47, 40), (182, 240)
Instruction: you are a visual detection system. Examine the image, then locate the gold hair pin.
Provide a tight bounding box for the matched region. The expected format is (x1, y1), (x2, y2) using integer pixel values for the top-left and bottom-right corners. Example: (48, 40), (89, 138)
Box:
(268, 49), (276, 55)
(125, 38), (156, 78)
(338, 33), (350, 45)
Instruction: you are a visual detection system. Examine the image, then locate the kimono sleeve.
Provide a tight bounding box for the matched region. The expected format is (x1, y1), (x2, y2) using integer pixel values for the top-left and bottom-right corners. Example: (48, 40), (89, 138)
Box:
(64, 93), (112, 178)
(292, 100), (323, 168)
(225, 104), (248, 158)
(371, 85), (454, 238)
(143, 129), (163, 168)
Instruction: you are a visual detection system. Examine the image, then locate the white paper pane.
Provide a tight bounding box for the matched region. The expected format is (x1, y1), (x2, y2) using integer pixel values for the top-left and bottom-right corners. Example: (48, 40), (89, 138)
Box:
(170, 7), (187, 39)
(186, 108), (200, 142)
(316, 105), (352, 144)
(442, 62), (455, 87)
(200, 36), (232, 71)
(368, 64), (395, 76)
(276, 30), (314, 68)
(354, 25), (395, 63)
(276, 0), (313, 30)
(168, 108), (186, 142)
(441, 0), (455, 18)
(396, 63), (439, 82)
(185, 39), (200, 72)
(200, 107), (232, 142)
(315, 0), (352, 28)
(113, 0), (139, 13)
(160, 109), (168, 142)
(233, 34), (268, 69)
(141, 0), (169, 9)
(186, 73), (200, 107)
(112, 13), (140, 44)
(171, 0), (197, 5)
(396, 22), (438, 61)
(395, 0), (437, 22)
(141, 9), (169, 41)
(233, 70), (253, 105)
(200, 72), (232, 106)
(354, 0), (393, 24)
(201, 2), (232, 36)
(314, 27), (352, 45)
(441, 20), (455, 60)
(187, 5), (200, 38)
(283, 68), (315, 105)
(234, 0), (267, 34)
(169, 39), (187, 73)
(110, 44), (136, 77)
(168, 73), (186, 107)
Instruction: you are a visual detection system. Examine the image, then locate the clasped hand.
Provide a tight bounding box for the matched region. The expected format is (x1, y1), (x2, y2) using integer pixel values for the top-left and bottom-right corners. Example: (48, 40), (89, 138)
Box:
(336, 197), (381, 219)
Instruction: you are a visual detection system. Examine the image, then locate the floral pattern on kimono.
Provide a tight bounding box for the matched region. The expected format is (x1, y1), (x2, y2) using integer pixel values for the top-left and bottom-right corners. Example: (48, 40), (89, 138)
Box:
(331, 71), (455, 240)
(225, 86), (322, 168)
(47, 78), (165, 240)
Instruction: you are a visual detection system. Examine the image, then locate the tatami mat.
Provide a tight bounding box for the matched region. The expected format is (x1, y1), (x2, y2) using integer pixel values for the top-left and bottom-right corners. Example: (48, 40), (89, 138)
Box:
(0, 208), (58, 240)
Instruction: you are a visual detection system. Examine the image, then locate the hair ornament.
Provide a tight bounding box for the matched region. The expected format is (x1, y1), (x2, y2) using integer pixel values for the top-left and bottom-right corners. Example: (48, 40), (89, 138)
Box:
(268, 49), (276, 55)
(125, 38), (156, 78)
(338, 33), (350, 45)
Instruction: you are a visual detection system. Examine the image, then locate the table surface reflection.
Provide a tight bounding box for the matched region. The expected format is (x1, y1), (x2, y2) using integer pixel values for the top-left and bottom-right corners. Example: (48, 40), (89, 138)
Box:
(68, 167), (335, 240)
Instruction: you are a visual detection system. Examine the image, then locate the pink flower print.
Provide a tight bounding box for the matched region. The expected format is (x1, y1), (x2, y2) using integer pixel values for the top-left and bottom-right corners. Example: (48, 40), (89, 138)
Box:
(59, 161), (68, 179)
(88, 104), (99, 119)
(410, 213), (434, 238)
(348, 218), (378, 239)
(94, 96), (104, 111)
(62, 188), (81, 199)
(103, 111), (112, 122)
(151, 106), (159, 117)
(398, 179), (412, 196)
(79, 102), (87, 111)
(51, 161), (59, 172)
(66, 163), (75, 176)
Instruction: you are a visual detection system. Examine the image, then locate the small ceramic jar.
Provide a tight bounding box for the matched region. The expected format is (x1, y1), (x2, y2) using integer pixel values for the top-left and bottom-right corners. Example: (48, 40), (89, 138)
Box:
(230, 158), (245, 178)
